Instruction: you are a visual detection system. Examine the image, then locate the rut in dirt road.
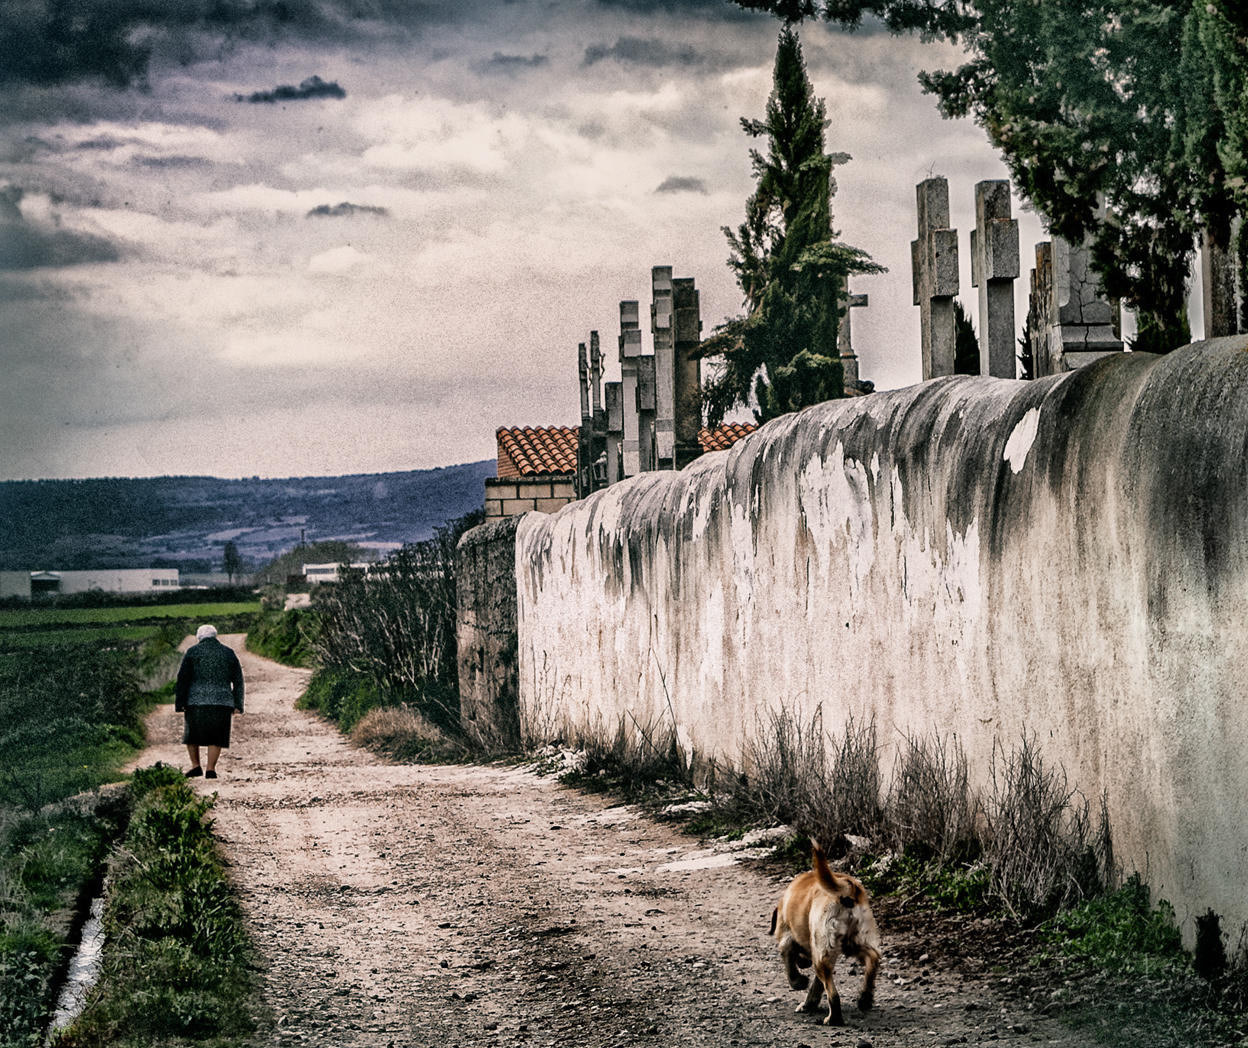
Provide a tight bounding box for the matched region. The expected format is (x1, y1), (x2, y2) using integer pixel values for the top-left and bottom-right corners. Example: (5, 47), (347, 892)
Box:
(138, 638), (1097, 1048)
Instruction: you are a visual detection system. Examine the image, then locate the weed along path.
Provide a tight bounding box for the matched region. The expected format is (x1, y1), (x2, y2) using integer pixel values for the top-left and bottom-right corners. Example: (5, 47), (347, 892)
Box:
(137, 637), (1100, 1048)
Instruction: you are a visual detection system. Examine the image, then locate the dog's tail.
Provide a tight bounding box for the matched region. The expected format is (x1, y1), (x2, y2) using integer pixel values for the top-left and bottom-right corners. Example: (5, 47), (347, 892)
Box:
(768, 906), (778, 936)
(811, 840), (837, 892)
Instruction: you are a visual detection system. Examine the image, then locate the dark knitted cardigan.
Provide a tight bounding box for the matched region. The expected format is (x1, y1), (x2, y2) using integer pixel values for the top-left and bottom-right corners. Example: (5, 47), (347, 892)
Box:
(175, 637), (245, 712)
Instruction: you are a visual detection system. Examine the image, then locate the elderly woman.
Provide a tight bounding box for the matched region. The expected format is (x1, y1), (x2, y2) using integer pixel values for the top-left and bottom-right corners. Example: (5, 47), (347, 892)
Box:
(174, 624), (245, 779)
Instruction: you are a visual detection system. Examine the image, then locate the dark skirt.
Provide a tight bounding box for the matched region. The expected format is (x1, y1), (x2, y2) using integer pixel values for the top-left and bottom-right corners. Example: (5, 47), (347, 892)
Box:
(182, 706), (233, 747)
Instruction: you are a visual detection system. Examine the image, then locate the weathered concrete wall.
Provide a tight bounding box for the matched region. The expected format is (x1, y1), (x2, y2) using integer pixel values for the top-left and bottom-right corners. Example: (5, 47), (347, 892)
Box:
(515, 337), (1248, 942)
(456, 516), (521, 749)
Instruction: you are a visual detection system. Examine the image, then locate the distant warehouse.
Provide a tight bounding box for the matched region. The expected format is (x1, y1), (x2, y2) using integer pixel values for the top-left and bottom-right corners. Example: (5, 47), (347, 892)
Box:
(0, 568), (180, 599)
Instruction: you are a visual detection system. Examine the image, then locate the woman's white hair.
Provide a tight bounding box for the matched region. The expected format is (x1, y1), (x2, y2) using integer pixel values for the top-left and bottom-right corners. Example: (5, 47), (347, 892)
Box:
(196, 624), (218, 640)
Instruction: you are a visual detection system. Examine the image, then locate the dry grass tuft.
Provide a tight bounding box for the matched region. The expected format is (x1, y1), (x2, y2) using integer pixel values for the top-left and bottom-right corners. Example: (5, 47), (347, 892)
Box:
(351, 706), (467, 764)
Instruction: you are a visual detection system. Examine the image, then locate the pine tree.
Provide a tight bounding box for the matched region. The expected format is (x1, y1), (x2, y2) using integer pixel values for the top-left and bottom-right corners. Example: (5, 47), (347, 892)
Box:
(702, 25), (882, 426)
(953, 300), (980, 376)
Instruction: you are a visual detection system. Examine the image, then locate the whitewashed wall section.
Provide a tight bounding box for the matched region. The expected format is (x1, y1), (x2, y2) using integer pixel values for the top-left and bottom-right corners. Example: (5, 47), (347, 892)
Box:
(515, 337), (1248, 942)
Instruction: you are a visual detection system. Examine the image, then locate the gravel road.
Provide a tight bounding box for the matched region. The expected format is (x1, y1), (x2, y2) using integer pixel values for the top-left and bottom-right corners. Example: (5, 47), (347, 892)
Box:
(137, 637), (1100, 1048)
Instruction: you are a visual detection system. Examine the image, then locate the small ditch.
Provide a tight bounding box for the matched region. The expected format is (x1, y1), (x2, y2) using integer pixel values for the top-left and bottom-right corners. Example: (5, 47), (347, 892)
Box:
(46, 894), (106, 1040)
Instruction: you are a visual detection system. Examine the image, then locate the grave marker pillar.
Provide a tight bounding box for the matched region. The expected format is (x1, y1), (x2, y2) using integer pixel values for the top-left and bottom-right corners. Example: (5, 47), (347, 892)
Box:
(911, 177), (959, 379)
(619, 300), (643, 478)
(970, 180), (1020, 378)
(673, 277), (703, 469)
(651, 266), (676, 469)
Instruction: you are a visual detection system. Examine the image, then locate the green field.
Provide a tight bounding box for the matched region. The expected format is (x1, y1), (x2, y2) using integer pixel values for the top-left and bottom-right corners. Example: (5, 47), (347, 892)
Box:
(0, 601), (262, 652)
(0, 601), (262, 630)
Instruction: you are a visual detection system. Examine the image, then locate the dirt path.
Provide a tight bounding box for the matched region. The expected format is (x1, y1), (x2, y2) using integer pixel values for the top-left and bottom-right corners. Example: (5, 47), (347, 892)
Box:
(137, 638), (1097, 1048)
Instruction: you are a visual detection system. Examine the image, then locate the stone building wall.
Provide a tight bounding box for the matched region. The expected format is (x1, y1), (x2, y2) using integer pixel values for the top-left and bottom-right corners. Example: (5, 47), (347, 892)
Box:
(510, 336), (1248, 946)
(484, 477), (576, 519)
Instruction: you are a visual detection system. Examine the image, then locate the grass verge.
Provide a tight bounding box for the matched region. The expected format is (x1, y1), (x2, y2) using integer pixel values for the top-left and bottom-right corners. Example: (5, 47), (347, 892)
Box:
(53, 765), (263, 1048)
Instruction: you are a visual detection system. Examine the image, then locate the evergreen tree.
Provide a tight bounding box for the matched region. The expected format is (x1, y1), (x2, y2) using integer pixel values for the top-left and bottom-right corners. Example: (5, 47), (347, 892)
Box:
(953, 300), (980, 376)
(223, 541), (242, 585)
(701, 25), (882, 426)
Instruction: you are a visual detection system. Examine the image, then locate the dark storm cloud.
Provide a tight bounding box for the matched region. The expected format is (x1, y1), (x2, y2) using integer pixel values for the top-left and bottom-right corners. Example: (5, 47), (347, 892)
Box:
(655, 175), (709, 194)
(235, 75), (346, 104)
(484, 52), (549, 73)
(0, 1), (450, 89)
(583, 36), (705, 68)
(0, 187), (121, 271)
(594, 0), (763, 18)
(307, 202), (390, 219)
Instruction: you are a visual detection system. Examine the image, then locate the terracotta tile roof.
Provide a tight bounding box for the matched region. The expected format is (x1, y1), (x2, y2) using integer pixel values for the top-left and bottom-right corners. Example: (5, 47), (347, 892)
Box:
(496, 426), (579, 478)
(698, 422), (757, 452)
(495, 422), (757, 478)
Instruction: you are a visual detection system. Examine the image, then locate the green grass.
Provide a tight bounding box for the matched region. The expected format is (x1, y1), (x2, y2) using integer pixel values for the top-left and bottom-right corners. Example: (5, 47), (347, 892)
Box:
(0, 636), (173, 1047)
(0, 602), (261, 630)
(54, 765), (262, 1048)
(0, 602), (261, 653)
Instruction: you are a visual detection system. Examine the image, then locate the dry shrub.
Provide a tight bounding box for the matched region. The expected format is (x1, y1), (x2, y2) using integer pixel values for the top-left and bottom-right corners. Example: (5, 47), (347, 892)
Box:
(350, 706), (466, 764)
(985, 734), (1114, 919)
(565, 713), (694, 800)
(887, 730), (979, 863)
(731, 707), (881, 850)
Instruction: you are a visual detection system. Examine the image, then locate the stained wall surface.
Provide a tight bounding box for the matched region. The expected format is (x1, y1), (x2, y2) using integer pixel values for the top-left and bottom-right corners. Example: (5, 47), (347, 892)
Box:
(515, 338), (1248, 941)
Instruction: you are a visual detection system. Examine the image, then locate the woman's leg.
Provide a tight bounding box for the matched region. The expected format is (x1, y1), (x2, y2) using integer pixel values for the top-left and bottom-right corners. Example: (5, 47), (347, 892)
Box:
(204, 745), (222, 773)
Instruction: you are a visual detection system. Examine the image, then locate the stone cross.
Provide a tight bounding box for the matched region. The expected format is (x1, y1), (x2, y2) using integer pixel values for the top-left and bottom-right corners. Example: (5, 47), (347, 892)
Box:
(1050, 223), (1122, 371)
(672, 277), (703, 469)
(970, 180), (1020, 378)
(577, 341), (590, 422)
(911, 177), (959, 379)
(651, 266), (676, 470)
(637, 354), (656, 472)
(589, 330), (603, 420)
(836, 287), (868, 390)
(618, 300), (643, 478)
(604, 381), (622, 485)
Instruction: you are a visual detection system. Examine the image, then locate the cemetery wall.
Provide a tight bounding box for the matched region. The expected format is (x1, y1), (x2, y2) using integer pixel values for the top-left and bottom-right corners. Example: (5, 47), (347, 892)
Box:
(511, 336), (1248, 943)
(456, 515), (522, 748)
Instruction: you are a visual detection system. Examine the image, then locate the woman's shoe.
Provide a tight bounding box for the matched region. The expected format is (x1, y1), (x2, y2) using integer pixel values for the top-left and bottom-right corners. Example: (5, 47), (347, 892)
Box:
(185, 766), (203, 777)
(205, 770), (218, 779)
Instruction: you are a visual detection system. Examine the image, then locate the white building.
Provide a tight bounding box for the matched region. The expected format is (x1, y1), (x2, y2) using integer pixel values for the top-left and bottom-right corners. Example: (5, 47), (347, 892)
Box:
(20, 568), (181, 598)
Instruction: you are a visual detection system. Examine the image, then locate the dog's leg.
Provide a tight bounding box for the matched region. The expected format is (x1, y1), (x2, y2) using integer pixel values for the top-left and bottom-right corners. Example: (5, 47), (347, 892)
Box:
(815, 957), (844, 1026)
(796, 972), (824, 1014)
(778, 933), (810, 991)
(857, 944), (881, 1012)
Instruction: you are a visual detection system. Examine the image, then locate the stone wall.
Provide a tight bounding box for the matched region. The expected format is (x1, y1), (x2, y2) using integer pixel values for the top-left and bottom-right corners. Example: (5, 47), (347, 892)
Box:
(512, 337), (1248, 943)
(456, 515), (522, 748)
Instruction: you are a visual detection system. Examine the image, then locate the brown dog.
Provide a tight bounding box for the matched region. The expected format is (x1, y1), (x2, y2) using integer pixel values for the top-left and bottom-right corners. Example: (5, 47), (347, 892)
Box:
(769, 842), (881, 1025)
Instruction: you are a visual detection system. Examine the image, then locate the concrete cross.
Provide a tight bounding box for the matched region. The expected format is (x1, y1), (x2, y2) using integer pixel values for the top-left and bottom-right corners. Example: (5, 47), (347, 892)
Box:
(672, 277), (703, 469)
(970, 180), (1020, 378)
(618, 300), (643, 478)
(651, 266), (676, 469)
(604, 382), (623, 485)
(837, 287), (868, 390)
(911, 177), (959, 379)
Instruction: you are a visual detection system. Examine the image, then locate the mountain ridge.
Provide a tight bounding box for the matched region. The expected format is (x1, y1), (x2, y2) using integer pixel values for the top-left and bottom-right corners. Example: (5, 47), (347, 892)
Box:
(0, 460), (496, 572)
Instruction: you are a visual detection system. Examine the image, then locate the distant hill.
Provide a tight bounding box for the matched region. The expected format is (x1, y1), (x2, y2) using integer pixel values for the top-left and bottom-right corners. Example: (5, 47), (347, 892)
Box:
(0, 461), (495, 573)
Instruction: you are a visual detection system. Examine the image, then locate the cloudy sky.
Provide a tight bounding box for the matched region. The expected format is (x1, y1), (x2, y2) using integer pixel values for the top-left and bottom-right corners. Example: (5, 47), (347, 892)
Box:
(1, 0), (1052, 481)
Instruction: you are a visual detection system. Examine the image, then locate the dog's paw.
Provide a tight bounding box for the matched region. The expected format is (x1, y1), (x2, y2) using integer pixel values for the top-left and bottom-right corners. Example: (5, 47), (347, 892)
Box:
(822, 1011), (845, 1027)
(795, 1002), (818, 1014)
(857, 991), (874, 1012)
